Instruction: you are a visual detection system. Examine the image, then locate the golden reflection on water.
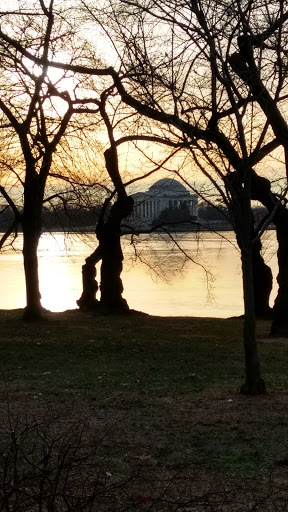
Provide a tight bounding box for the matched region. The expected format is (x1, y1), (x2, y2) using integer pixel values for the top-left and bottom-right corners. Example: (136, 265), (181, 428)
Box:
(0, 231), (279, 317)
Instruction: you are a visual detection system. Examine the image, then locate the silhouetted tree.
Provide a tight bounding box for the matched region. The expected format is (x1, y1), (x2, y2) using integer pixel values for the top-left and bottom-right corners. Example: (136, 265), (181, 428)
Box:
(0, 1), (108, 318)
(77, 157), (134, 311)
(76, 92), (135, 311)
(96, 0), (276, 393)
(6, 0), (285, 392)
(0, 3), (77, 318)
(228, 11), (288, 336)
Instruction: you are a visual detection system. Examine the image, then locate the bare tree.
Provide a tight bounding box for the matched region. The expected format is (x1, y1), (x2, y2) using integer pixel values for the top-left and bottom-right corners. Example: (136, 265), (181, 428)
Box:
(76, 93), (190, 311)
(0, 1), (110, 319)
(76, 93), (135, 311)
(0, 2), (187, 316)
(227, 2), (288, 336)
(79, 0), (280, 393)
(3, 0), (285, 392)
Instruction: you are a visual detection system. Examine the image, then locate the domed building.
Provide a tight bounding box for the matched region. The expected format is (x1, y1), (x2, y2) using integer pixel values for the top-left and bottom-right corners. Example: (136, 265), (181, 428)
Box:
(129, 178), (198, 229)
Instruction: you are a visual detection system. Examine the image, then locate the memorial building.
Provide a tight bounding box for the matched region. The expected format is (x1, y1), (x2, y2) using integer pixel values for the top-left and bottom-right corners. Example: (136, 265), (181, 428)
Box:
(129, 178), (198, 229)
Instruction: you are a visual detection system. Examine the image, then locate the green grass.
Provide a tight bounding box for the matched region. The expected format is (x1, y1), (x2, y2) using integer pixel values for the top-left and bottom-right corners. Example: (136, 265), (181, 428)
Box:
(0, 310), (287, 400)
(0, 316), (242, 400)
(0, 309), (288, 508)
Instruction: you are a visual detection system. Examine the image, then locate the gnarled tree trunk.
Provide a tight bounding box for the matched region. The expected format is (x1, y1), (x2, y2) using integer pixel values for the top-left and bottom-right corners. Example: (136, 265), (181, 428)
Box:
(97, 207), (126, 309)
(250, 171), (288, 336)
(227, 172), (273, 319)
(252, 235), (273, 319)
(77, 195), (134, 312)
(270, 207), (288, 336)
(77, 248), (101, 310)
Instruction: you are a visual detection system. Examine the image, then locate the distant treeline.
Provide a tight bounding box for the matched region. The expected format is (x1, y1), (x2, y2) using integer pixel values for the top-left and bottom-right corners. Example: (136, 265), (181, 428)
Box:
(0, 205), (102, 234)
(198, 203), (269, 224)
(198, 203), (230, 221)
(0, 202), (270, 235)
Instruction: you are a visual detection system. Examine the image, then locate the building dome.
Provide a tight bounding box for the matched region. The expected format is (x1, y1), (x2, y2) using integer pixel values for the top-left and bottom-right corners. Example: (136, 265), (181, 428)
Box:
(148, 178), (188, 196)
(129, 177), (198, 229)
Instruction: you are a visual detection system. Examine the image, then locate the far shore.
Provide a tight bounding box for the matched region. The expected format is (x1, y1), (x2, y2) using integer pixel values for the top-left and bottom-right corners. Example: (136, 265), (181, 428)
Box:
(1, 221), (276, 235)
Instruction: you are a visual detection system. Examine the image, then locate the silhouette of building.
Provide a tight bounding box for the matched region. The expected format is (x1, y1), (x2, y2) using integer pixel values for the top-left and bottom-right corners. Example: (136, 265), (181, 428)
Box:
(129, 178), (198, 230)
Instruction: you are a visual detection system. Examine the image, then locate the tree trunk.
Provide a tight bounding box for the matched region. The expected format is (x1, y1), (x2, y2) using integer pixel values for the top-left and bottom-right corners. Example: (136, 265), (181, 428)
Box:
(227, 171), (273, 318)
(240, 245), (266, 394)
(97, 197), (133, 310)
(270, 207), (288, 336)
(77, 248), (101, 310)
(22, 225), (42, 320)
(99, 222), (127, 310)
(250, 171), (288, 336)
(252, 237), (272, 319)
(77, 195), (134, 312)
(227, 169), (265, 393)
(22, 174), (44, 320)
(236, 229), (272, 319)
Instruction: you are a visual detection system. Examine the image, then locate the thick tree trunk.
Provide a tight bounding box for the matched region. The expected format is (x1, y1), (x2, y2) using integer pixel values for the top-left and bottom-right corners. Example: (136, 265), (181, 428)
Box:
(240, 246), (266, 394)
(232, 233), (272, 319)
(77, 248), (101, 310)
(227, 170), (265, 393)
(97, 197), (133, 310)
(252, 237), (273, 319)
(250, 171), (288, 336)
(270, 208), (288, 336)
(22, 173), (44, 320)
(77, 195), (133, 312)
(22, 225), (42, 320)
(99, 223), (127, 310)
(227, 171), (273, 318)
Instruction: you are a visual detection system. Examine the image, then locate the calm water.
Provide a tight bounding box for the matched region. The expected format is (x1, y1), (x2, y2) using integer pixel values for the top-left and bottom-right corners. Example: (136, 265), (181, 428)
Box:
(0, 231), (278, 317)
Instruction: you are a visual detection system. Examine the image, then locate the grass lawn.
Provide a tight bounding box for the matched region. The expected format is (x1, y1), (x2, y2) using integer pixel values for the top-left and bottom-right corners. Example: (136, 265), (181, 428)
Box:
(0, 309), (288, 510)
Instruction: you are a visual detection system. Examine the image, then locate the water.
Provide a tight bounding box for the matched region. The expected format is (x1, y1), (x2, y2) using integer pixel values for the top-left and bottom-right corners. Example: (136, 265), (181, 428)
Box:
(0, 230), (278, 317)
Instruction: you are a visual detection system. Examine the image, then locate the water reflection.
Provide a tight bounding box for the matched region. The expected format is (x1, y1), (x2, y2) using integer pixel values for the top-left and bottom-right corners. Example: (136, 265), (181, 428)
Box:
(0, 231), (278, 317)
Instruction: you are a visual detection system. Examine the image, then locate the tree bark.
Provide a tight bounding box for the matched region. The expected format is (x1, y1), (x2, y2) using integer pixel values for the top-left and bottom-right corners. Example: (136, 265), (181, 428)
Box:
(77, 248), (101, 310)
(97, 196), (133, 310)
(270, 207), (288, 336)
(98, 224), (127, 309)
(22, 173), (44, 320)
(250, 171), (288, 336)
(227, 171), (273, 318)
(240, 245), (266, 394)
(252, 236), (272, 319)
(227, 170), (265, 393)
(22, 220), (42, 320)
(77, 195), (134, 312)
